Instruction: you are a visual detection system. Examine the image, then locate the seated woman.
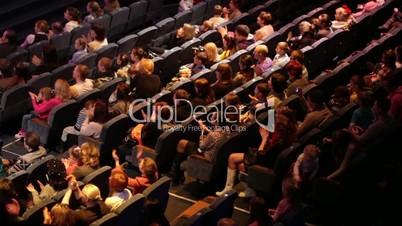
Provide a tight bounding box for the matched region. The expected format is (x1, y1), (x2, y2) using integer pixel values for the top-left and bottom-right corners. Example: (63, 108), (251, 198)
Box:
(216, 108), (297, 197)
(167, 23), (197, 49)
(112, 150), (159, 194)
(233, 54), (255, 86)
(331, 6), (355, 31)
(192, 78), (215, 106)
(254, 11), (275, 41)
(168, 112), (231, 184)
(103, 0), (120, 14)
(223, 0), (242, 21)
(26, 159), (68, 206)
(64, 7), (81, 32)
(315, 14), (332, 39)
(204, 42), (220, 68)
(84, 1), (104, 24)
(212, 63), (235, 99)
(72, 143), (100, 180)
(87, 23), (108, 53)
(109, 82), (131, 115)
(219, 35), (237, 60)
(80, 100), (108, 139)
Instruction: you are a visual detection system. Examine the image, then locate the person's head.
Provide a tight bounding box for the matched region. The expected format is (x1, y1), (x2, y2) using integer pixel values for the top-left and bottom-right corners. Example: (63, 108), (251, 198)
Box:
(239, 54), (254, 72)
(39, 87), (53, 101)
(253, 44), (269, 62)
(46, 159), (68, 191)
(214, 5), (223, 17)
(130, 47), (147, 64)
(179, 23), (196, 40)
(87, 1), (103, 16)
(81, 184), (102, 205)
(74, 37), (87, 51)
(318, 13), (331, 29)
(139, 157), (158, 183)
(286, 60), (303, 81)
(97, 57), (113, 73)
(49, 204), (75, 226)
(90, 23), (106, 42)
(34, 20), (49, 33)
(68, 146), (81, 162)
(0, 178), (20, 219)
(201, 20), (214, 33)
(224, 93), (241, 107)
(357, 91), (373, 108)
(335, 7), (349, 22)
(204, 42), (219, 63)
(1, 29), (17, 45)
(0, 58), (14, 78)
(257, 11), (272, 27)
(73, 64), (90, 81)
(270, 72), (288, 94)
(49, 22), (64, 37)
(54, 79), (72, 101)
(235, 25), (250, 42)
(64, 7), (81, 22)
(290, 49), (305, 65)
(104, 0), (120, 11)
(218, 218), (238, 226)
(216, 63), (232, 82)
(24, 132), (41, 152)
(349, 74), (365, 92)
(275, 42), (289, 56)
(109, 170), (128, 193)
(306, 89), (325, 110)
(91, 100), (108, 123)
(382, 49), (397, 69)
(174, 89), (191, 102)
(136, 58), (154, 75)
(193, 51), (208, 66)
(195, 78), (213, 97)
(116, 53), (129, 67)
(15, 62), (31, 81)
(223, 34), (236, 51)
(115, 82), (130, 101)
(80, 142), (100, 168)
(229, 0), (240, 11)
(254, 83), (270, 101)
(84, 99), (96, 110)
(299, 21), (312, 34)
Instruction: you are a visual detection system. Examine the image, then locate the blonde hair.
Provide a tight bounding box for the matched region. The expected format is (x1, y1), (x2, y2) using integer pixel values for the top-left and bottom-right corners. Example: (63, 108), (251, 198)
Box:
(204, 42), (219, 62)
(54, 79), (72, 101)
(82, 184), (102, 201)
(80, 143), (100, 168)
(182, 23), (196, 40)
(136, 58), (154, 75)
(255, 44), (269, 56)
(50, 204), (75, 226)
(39, 87), (53, 101)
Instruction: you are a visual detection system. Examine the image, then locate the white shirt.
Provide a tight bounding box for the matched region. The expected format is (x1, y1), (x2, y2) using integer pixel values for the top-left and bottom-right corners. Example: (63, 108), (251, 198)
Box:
(272, 54), (290, 68)
(71, 79), (94, 98)
(64, 21), (80, 32)
(105, 188), (132, 211)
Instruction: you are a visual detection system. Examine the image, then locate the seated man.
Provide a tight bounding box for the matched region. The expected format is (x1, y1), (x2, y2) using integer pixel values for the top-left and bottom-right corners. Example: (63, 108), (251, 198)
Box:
(234, 24), (254, 50)
(207, 5), (227, 27)
(70, 64), (94, 98)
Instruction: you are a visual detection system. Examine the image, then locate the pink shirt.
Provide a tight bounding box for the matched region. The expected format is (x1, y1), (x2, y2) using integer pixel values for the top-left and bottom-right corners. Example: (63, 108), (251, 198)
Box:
(32, 97), (63, 120)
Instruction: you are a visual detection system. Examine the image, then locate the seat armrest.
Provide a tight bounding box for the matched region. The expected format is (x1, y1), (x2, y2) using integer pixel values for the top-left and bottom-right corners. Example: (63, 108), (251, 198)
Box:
(170, 200), (210, 225)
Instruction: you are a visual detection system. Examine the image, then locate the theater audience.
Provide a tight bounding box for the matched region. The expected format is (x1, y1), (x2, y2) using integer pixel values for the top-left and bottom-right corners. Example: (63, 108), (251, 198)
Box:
(0, 62), (29, 93)
(328, 86), (350, 112)
(179, 0), (193, 12)
(69, 37), (88, 64)
(64, 7), (81, 32)
(220, 35), (237, 60)
(109, 82), (130, 115)
(105, 168), (132, 211)
(62, 146), (81, 175)
(192, 78), (215, 106)
(61, 100), (95, 143)
(248, 197), (272, 226)
(332, 6), (355, 31)
(349, 92), (374, 135)
(288, 21), (315, 50)
(353, 0), (384, 18)
(204, 42), (220, 67)
(130, 58), (161, 99)
(171, 23), (197, 49)
(290, 49), (309, 80)
(21, 20), (49, 49)
(254, 11), (275, 41)
(234, 25), (253, 50)
(0, 178), (25, 226)
(48, 22), (64, 38)
(266, 71), (288, 107)
(285, 60), (308, 96)
(292, 144), (320, 185)
(254, 44), (272, 76)
(103, 0), (120, 14)
(223, 0), (242, 21)
(207, 5), (227, 27)
(316, 13), (332, 38)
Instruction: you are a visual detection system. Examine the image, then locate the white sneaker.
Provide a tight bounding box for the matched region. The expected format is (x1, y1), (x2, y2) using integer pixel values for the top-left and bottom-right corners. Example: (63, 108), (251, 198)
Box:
(238, 187), (256, 198)
(215, 187), (232, 196)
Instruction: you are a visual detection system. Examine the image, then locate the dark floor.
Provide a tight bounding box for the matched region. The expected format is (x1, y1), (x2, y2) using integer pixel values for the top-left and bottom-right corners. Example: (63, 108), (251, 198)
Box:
(1, 134), (251, 225)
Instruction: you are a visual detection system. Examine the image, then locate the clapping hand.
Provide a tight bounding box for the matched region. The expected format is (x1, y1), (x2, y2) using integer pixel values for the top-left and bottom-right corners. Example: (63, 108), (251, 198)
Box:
(26, 183), (36, 193)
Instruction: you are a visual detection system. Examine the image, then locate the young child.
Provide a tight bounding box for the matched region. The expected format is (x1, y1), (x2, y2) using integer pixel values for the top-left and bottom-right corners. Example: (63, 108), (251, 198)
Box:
(62, 146), (82, 175)
(115, 53), (130, 84)
(292, 144), (320, 184)
(16, 87), (60, 139)
(69, 37), (87, 64)
(93, 57), (114, 87)
(112, 150), (158, 194)
(6, 132), (47, 174)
